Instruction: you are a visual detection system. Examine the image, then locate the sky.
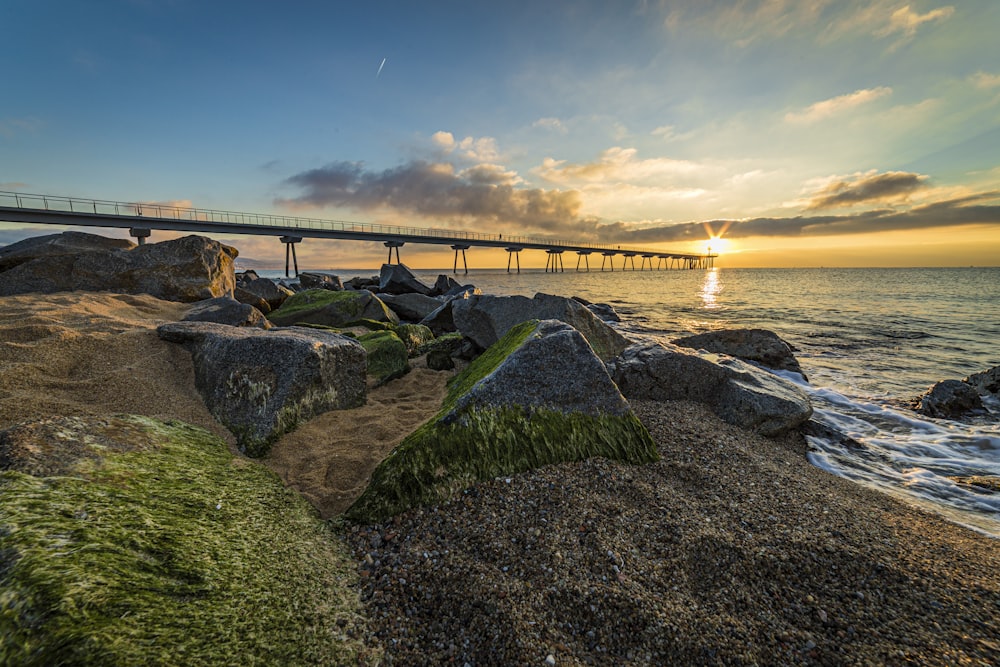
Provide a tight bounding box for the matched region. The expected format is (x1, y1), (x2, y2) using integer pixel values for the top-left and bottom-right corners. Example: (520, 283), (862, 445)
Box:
(2, 0), (999, 269)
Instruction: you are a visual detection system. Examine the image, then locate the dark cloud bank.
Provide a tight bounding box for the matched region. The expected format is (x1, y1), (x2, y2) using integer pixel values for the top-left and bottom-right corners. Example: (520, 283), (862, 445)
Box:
(277, 161), (1000, 247)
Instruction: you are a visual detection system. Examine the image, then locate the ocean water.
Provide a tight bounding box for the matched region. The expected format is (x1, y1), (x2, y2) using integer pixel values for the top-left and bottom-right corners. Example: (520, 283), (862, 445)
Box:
(262, 266), (1000, 537)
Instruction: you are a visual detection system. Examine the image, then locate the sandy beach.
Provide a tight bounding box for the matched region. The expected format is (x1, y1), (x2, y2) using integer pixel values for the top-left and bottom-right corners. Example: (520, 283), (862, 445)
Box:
(1, 292), (997, 665)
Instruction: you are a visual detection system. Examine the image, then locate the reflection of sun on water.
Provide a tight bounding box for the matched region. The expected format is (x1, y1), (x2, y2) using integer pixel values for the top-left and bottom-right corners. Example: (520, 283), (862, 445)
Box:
(701, 267), (722, 309)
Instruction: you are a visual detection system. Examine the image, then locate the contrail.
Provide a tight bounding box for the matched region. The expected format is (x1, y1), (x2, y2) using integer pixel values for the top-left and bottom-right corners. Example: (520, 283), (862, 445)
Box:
(376, 57), (387, 79)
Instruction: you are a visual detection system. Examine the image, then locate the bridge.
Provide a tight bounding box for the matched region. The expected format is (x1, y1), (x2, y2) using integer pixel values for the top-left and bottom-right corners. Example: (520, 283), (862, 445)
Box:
(0, 191), (716, 277)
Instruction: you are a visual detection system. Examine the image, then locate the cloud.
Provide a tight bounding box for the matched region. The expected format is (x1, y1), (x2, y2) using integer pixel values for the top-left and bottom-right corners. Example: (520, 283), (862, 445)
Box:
(785, 87), (892, 124)
(970, 71), (1000, 90)
(664, 0), (830, 47)
(874, 4), (954, 40)
(533, 147), (706, 185)
(278, 160), (584, 232)
(804, 170), (929, 210)
(0, 117), (43, 138)
(430, 131), (500, 162)
(532, 117), (567, 134)
(595, 192), (1000, 245)
(651, 125), (675, 141)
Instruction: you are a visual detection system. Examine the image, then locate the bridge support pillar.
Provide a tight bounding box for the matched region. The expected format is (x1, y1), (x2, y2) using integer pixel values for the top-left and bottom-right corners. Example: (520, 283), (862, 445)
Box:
(545, 250), (564, 273)
(383, 241), (404, 265)
(505, 247), (523, 274)
(601, 251), (616, 271)
(622, 253), (637, 271)
(280, 236), (302, 277)
(576, 251), (592, 272)
(451, 244), (470, 275)
(640, 254), (655, 271)
(129, 228), (151, 245)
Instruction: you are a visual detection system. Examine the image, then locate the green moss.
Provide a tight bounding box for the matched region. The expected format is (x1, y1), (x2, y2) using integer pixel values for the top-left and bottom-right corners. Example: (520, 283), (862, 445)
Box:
(345, 320), (658, 524)
(345, 318), (396, 332)
(267, 288), (363, 322)
(358, 331), (409, 385)
(345, 406), (657, 524)
(0, 415), (375, 666)
(395, 324), (435, 356)
(415, 331), (463, 357)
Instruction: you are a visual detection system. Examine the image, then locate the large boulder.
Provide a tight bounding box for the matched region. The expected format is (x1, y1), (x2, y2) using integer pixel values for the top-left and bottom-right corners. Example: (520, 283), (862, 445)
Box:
(377, 292), (444, 321)
(346, 320), (658, 523)
(607, 340), (813, 437)
(673, 328), (805, 378)
(0, 414), (369, 665)
(237, 275), (294, 310)
(420, 298), (459, 335)
(450, 293), (628, 361)
(0, 234), (237, 302)
(298, 271), (343, 291)
(157, 322), (367, 456)
(395, 323), (435, 356)
(914, 379), (984, 419)
(267, 289), (399, 328)
(378, 263), (432, 295)
(964, 365), (1000, 397)
(183, 296), (271, 329)
(0, 231), (135, 272)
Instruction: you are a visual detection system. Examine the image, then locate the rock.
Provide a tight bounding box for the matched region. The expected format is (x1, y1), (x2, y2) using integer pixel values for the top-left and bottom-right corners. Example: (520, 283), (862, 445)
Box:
(431, 274), (462, 296)
(450, 293), (628, 361)
(0, 414), (369, 665)
(157, 321), (366, 456)
(378, 292), (444, 321)
(379, 263), (433, 295)
(0, 231), (134, 272)
(420, 298), (460, 336)
(426, 349), (455, 371)
(964, 365), (1000, 397)
(395, 323), (435, 356)
(358, 330), (410, 385)
(914, 379), (984, 418)
(0, 234), (237, 302)
(443, 283), (481, 299)
(299, 272), (343, 291)
(267, 289), (399, 328)
(346, 320), (658, 522)
(587, 302), (621, 323)
(183, 297), (271, 329)
(238, 275), (294, 310)
(234, 286), (272, 314)
(344, 275), (379, 290)
(673, 328), (805, 378)
(607, 340), (813, 436)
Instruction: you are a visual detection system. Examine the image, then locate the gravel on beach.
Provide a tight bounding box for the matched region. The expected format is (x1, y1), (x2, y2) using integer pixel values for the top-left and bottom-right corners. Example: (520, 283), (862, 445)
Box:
(344, 400), (1000, 666)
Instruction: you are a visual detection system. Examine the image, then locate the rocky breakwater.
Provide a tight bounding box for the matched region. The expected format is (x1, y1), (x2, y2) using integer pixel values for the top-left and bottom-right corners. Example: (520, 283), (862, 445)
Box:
(157, 322), (367, 456)
(346, 319), (659, 523)
(0, 231), (237, 302)
(608, 340), (813, 437)
(913, 364), (1000, 419)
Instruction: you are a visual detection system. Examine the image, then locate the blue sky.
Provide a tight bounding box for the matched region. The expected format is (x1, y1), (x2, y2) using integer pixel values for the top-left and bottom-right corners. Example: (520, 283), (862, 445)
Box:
(2, 0), (999, 267)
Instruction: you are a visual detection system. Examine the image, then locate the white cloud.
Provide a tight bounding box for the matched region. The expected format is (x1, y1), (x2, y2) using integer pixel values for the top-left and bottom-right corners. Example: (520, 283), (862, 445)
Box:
(970, 71), (1000, 90)
(430, 131), (500, 162)
(0, 116), (42, 138)
(664, 0), (830, 47)
(651, 125), (675, 141)
(532, 117), (567, 134)
(874, 4), (955, 40)
(533, 147), (706, 185)
(784, 87), (892, 124)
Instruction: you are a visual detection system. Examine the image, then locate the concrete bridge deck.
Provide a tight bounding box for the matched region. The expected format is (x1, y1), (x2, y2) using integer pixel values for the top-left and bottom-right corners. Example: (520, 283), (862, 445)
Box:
(0, 191), (716, 275)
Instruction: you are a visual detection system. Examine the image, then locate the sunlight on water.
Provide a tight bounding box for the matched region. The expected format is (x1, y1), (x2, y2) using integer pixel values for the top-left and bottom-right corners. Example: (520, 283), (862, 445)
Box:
(700, 268), (722, 310)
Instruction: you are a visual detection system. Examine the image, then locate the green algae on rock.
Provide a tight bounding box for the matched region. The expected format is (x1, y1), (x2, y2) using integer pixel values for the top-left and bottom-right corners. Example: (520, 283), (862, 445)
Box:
(346, 320), (657, 523)
(358, 330), (410, 385)
(394, 323), (435, 356)
(268, 288), (399, 328)
(0, 414), (375, 666)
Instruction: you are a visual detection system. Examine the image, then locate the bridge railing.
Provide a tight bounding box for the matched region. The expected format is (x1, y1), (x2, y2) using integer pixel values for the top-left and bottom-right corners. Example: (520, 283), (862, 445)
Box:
(0, 190), (708, 258)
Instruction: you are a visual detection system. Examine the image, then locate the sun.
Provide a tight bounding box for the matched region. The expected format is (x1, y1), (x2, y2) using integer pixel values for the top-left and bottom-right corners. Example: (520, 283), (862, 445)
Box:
(705, 236), (730, 255)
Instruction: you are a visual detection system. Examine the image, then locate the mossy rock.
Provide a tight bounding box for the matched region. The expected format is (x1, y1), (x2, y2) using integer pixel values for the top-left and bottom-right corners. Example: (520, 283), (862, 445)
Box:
(267, 288), (398, 328)
(358, 330), (409, 385)
(0, 415), (375, 665)
(416, 331), (464, 357)
(346, 320), (658, 523)
(345, 318), (397, 332)
(395, 323), (435, 356)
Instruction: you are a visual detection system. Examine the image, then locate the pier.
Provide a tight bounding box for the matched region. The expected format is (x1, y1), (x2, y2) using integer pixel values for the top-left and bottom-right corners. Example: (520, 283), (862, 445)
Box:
(0, 191), (716, 276)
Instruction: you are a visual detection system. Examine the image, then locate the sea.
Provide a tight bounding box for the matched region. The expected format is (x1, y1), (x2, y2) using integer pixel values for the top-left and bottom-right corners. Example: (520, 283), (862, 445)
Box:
(259, 266), (1000, 538)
